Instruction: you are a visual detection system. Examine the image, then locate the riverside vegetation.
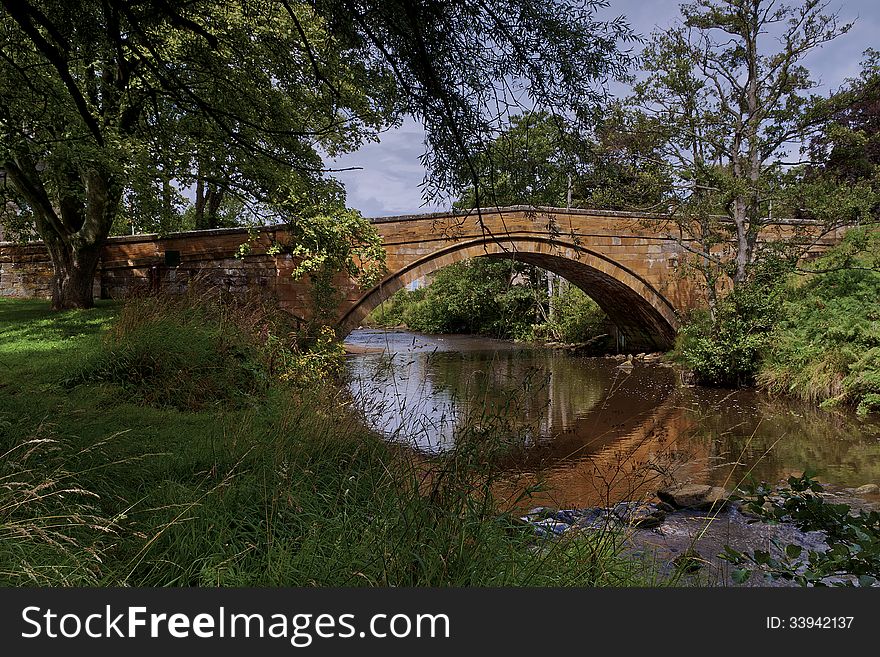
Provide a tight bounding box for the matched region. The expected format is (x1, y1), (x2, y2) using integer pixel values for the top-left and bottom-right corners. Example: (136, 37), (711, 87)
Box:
(0, 292), (654, 587)
(366, 259), (607, 345)
(676, 226), (880, 417)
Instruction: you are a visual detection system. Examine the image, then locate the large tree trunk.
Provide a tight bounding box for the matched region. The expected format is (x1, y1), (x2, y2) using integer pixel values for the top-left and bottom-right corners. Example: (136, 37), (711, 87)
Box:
(194, 175), (225, 230)
(45, 237), (101, 310)
(732, 196), (750, 285)
(5, 157), (118, 311)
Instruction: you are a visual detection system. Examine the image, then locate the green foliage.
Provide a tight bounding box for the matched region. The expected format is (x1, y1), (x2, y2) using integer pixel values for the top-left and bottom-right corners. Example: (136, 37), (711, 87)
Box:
(69, 290), (344, 411)
(759, 228), (880, 415)
(631, 0), (856, 291)
(454, 109), (672, 211)
(455, 112), (576, 208)
(530, 284), (607, 343)
(281, 206), (387, 288)
(780, 50), (880, 227)
(573, 102), (674, 211)
(676, 260), (790, 387)
(2, 1), (632, 308)
(366, 287), (427, 328)
(369, 260), (609, 343)
(723, 473), (880, 586)
(394, 260), (539, 339)
(808, 49), (880, 187)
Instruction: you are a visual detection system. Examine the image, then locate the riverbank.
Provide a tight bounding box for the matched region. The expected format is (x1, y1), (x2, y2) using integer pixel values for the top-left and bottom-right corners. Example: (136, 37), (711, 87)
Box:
(0, 297), (652, 587)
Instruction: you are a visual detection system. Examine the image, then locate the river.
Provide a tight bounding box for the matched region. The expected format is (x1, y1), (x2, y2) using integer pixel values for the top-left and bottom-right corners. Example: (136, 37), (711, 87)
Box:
(344, 328), (880, 511)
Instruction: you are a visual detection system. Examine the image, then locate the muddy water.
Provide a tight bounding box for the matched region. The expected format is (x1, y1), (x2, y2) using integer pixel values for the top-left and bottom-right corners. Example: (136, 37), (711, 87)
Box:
(344, 329), (880, 510)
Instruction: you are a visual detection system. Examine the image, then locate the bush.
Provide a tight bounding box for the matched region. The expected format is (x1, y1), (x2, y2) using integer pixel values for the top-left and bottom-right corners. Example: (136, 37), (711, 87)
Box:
(676, 266), (785, 387)
(70, 288), (343, 410)
(758, 230), (880, 415)
(530, 284), (607, 343)
(367, 259), (540, 339)
(723, 473), (880, 586)
(365, 287), (426, 327)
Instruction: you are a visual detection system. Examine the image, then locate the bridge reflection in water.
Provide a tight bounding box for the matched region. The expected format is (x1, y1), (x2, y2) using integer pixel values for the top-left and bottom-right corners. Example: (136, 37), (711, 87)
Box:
(345, 329), (880, 510)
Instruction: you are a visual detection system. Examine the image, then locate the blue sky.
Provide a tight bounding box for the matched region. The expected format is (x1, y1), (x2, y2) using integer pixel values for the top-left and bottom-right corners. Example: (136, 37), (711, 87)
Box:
(330, 1), (880, 218)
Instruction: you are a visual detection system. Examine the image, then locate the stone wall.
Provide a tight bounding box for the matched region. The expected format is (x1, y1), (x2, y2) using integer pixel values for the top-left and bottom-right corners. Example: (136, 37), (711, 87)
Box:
(0, 226), (303, 311)
(0, 242), (54, 298)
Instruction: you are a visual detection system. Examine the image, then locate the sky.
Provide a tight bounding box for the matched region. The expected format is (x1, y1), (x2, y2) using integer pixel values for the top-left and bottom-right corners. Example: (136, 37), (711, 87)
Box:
(329, 0), (880, 218)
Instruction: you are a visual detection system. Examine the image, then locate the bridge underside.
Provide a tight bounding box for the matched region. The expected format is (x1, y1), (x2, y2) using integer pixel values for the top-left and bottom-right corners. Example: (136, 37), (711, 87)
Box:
(339, 236), (680, 352)
(485, 252), (676, 351)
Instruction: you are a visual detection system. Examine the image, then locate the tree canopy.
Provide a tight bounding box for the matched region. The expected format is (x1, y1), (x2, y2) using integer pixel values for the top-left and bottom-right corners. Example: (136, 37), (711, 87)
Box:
(1, 0), (632, 309)
(628, 0), (856, 298)
(453, 108), (671, 211)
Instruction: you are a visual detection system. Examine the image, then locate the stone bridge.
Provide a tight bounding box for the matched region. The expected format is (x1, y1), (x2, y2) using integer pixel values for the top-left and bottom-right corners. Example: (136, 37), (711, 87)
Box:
(0, 206), (845, 351)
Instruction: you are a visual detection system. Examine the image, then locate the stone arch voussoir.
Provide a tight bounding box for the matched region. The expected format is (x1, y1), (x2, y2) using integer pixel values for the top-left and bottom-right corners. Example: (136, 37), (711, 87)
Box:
(338, 236), (679, 351)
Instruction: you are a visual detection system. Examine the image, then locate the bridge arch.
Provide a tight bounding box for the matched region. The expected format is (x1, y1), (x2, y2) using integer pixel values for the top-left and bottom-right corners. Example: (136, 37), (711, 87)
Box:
(339, 236), (679, 351)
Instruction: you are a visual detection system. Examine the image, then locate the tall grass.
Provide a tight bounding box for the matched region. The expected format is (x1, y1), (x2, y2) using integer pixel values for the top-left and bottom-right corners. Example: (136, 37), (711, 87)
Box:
(0, 295), (648, 587)
(68, 286), (343, 410)
(0, 418), (118, 586)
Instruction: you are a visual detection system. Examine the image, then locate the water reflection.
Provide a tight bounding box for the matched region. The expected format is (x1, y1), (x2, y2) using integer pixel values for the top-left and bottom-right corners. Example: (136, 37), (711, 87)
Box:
(345, 329), (880, 509)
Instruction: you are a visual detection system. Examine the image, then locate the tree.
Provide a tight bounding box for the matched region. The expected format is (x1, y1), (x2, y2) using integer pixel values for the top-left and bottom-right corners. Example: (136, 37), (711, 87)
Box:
(454, 112), (576, 209)
(809, 49), (880, 186)
(572, 102), (674, 211)
(632, 0), (855, 298)
(454, 108), (671, 211)
(783, 49), (880, 234)
(1, 0), (631, 310)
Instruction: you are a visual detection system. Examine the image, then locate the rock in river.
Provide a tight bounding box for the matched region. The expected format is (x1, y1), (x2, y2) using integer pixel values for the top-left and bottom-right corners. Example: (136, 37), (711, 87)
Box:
(657, 484), (730, 511)
(854, 484), (879, 496)
(612, 501), (667, 528)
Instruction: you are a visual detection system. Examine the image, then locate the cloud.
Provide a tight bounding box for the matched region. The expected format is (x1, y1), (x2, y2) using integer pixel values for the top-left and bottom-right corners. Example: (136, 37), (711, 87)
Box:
(330, 117), (448, 217)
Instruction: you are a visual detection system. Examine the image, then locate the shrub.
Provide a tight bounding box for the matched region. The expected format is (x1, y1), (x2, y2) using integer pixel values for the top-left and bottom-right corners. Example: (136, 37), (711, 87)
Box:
(676, 264), (786, 387)
(530, 285), (607, 343)
(365, 287), (426, 327)
(70, 288), (343, 410)
(758, 233), (880, 415)
(367, 260), (540, 338)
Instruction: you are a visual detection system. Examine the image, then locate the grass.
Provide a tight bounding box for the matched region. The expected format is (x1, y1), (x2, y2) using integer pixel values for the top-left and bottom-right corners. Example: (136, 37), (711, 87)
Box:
(758, 228), (880, 416)
(0, 296), (652, 587)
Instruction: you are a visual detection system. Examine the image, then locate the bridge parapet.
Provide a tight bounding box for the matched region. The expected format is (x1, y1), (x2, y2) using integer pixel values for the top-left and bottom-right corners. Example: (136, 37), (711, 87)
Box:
(1, 206), (845, 350)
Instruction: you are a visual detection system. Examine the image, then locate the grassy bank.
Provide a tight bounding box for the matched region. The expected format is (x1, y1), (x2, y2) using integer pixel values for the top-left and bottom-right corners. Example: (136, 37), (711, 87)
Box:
(0, 296), (645, 586)
(672, 228), (879, 417)
(759, 229), (880, 416)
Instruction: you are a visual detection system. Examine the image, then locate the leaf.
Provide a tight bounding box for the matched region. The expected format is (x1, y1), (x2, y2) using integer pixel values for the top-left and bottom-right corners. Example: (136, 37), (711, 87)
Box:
(732, 568), (751, 584)
(785, 544), (803, 559)
(753, 549), (771, 565)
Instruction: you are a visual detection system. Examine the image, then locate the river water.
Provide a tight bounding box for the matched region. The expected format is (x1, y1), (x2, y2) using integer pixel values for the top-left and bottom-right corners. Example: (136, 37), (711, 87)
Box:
(344, 329), (880, 510)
